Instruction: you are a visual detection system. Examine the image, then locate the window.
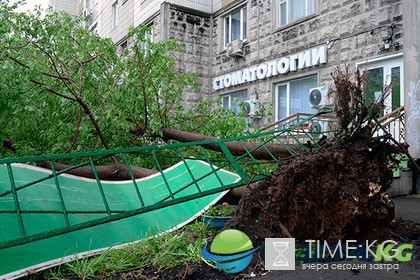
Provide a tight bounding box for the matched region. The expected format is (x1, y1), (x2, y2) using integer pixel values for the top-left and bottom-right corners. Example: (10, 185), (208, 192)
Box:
(224, 7), (247, 47)
(112, 2), (118, 29)
(91, 23), (98, 35)
(222, 90), (248, 113)
(276, 0), (317, 28)
(358, 55), (404, 116)
(119, 40), (128, 56)
(141, 26), (154, 50)
(275, 76), (317, 121)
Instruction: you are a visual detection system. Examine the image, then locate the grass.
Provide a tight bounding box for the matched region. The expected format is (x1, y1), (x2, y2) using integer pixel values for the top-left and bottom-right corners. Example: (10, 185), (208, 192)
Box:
(31, 220), (213, 279)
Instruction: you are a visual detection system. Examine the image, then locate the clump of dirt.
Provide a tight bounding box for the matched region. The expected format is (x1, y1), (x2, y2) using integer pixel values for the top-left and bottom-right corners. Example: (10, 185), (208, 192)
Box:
(228, 131), (397, 244)
(227, 67), (400, 244)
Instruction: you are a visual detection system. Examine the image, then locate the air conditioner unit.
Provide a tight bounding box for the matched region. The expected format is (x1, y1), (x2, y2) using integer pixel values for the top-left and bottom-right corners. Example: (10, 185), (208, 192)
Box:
(309, 86), (333, 109)
(226, 40), (244, 57)
(243, 99), (261, 118)
(309, 120), (329, 139)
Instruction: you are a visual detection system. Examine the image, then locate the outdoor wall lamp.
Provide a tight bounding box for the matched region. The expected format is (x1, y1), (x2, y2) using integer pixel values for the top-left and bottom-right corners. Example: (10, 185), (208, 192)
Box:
(380, 38), (391, 51)
(379, 23), (396, 52)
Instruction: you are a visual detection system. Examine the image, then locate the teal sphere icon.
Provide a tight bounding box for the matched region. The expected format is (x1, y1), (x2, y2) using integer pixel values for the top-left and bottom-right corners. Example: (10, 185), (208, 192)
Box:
(201, 229), (259, 273)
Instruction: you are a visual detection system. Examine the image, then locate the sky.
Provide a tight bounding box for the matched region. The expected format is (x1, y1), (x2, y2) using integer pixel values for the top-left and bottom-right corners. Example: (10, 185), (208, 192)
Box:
(11, 0), (49, 14)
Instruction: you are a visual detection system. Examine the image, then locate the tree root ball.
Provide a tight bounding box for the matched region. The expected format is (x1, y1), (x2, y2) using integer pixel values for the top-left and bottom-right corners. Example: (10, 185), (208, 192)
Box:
(227, 131), (397, 244)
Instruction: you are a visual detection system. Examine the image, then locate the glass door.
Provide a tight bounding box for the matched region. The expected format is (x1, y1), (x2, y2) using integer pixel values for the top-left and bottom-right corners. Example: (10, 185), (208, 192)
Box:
(358, 55), (404, 116)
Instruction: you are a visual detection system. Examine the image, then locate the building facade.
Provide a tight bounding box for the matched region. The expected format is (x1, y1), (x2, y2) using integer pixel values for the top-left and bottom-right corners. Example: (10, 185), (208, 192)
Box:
(50, 0), (419, 160)
(49, 0), (78, 17)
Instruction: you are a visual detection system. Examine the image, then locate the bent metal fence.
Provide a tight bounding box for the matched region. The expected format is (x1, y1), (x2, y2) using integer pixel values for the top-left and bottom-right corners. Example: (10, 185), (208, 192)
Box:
(0, 111), (339, 277)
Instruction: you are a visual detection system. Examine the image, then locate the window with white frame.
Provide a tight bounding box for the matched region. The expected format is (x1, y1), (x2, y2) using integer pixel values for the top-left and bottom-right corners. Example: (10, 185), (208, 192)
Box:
(141, 26), (154, 50)
(357, 55), (404, 117)
(112, 1), (118, 29)
(276, 0), (317, 28)
(224, 7), (247, 47)
(222, 90), (248, 113)
(275, 76), (317, 121)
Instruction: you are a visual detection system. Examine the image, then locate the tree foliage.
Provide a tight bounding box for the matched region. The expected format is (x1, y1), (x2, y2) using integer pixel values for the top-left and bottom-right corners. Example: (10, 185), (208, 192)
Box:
(0, 2), (252, 160)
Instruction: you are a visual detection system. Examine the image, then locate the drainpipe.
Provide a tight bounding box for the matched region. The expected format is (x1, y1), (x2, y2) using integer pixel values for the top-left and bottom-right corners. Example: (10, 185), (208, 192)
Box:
(413, 159), (419, 194)
(403, 1), (420, 159)
(256, 0), (260, 101)
(402, 1), (420, 194)
(160, 2), (169, 41)
(209, 11), (214, 101)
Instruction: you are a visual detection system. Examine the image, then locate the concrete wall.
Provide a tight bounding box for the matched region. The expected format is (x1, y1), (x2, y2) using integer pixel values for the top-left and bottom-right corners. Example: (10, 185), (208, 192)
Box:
(167, 6), (213, 104)
(390, 169), (413, 196)
(134, 0), (162, 27)
(403, 1), (420, 159)
(49, 0), (78, 17)
(135, 0), (213, 28)
(101, 0), (134, 44)
(132, 3), (212, 105)
(52, 0), (411, 131)
(211, 0), (404, 125)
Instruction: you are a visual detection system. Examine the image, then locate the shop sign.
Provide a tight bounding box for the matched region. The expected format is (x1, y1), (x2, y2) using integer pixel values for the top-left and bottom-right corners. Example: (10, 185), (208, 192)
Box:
(213, 45), (327, 91)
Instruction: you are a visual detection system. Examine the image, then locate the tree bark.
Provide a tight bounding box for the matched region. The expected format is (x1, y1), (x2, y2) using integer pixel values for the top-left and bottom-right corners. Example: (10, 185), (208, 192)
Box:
(37, 161), (157, 180)
(3, 137), (17, 153)
(143, 127), (305, 160)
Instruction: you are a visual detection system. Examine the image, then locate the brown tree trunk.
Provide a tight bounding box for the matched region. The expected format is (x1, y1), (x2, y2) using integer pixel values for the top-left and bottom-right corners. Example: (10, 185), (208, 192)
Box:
(37, 161), (157, 180)
(36, 124), (305, 180)
(159, 127), (304, 160)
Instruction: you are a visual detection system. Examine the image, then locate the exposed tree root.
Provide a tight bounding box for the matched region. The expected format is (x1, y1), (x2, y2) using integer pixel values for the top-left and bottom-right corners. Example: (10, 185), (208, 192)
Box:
(227, 67), (401, 244)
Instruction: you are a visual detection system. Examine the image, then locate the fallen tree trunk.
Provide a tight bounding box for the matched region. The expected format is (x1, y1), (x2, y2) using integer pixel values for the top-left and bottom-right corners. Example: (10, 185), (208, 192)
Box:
(131, 125), (305, 160)
(37, 161), (157, 180)
(39, 123), (308, 180)
(161, 127), (305, 160)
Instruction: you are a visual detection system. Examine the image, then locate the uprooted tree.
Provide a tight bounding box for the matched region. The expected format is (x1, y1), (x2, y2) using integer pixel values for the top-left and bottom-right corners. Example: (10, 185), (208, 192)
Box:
(1, 1), (415, 244)
(227, 67), (404, 243)
(1, 3), (282, 179)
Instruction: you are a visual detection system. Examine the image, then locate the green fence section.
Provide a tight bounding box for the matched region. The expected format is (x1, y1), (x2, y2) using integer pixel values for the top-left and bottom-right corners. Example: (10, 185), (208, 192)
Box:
(0, 111), (337, 277)
(0, 160), (240, 277)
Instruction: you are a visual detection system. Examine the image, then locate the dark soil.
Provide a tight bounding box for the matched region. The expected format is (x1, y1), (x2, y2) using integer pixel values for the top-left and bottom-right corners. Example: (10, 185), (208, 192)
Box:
(114, 262), (239, 280)
(111, 219), (419, 280)
(227, 128), (398, 245)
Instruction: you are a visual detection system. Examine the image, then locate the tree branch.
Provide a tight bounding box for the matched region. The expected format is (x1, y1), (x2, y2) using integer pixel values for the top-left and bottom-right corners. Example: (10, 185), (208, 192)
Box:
(29, 79), (78, 101)
(64, 106), (82, 153)
(78, 100), (118, 163)
(5, 53), (30, 69)
(29, 40), (79, 98)
(41, 72), (76, 84)
(5, 41), (30, 49)
(82, 52), (102, 64)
